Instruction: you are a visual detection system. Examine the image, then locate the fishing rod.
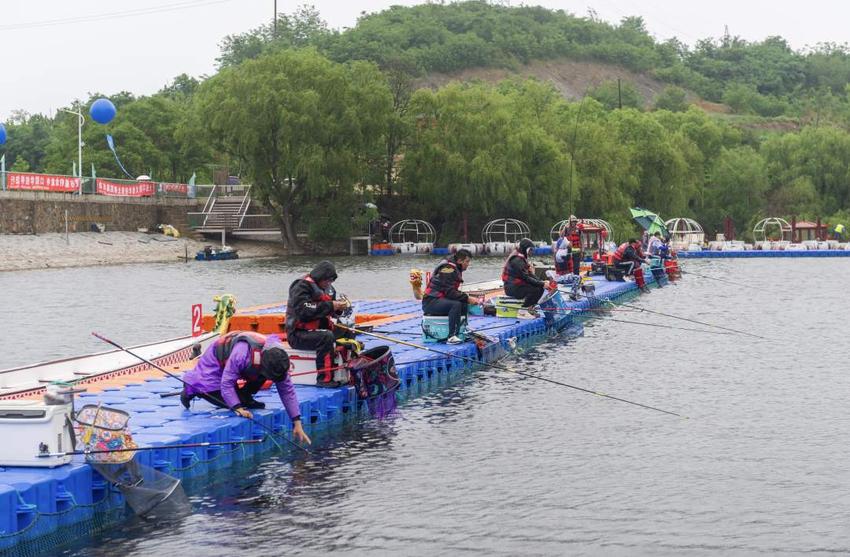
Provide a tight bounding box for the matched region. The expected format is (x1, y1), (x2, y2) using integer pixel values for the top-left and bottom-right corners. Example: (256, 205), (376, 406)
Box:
(91, 332), (312, 455)
(38, 438), (264, 458)
(600, 317), (733, 336)
(558, 287), (767, 340)
(534, 306), (641, 314)
(337, 324), (685, 418)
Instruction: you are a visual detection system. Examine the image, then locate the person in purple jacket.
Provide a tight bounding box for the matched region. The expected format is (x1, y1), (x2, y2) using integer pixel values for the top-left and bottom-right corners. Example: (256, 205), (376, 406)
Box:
(180, 331), (311, 445)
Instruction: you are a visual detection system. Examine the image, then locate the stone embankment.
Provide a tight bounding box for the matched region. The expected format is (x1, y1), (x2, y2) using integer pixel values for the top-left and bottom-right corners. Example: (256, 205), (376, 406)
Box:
(0, 232), (284, 271)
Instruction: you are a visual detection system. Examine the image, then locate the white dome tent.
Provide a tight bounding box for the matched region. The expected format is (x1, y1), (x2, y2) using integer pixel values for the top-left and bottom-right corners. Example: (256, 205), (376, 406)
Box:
(665, 218), (705, 251)
(482, 218), (531, 255)
(752, 217), (792, 250)
(389, 219), (436, 254)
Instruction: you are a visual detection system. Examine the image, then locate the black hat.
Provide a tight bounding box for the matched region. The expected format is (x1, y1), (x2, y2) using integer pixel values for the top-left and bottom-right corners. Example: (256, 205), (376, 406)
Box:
(260, 346), (290, 382)
(518, 238), (535, 256)
(309, 260), (338, 282)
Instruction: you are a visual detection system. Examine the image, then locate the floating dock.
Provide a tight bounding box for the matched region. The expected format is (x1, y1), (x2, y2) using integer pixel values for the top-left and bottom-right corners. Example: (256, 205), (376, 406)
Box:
(678, 250), (850, 258)
(0, 272), (664, 556)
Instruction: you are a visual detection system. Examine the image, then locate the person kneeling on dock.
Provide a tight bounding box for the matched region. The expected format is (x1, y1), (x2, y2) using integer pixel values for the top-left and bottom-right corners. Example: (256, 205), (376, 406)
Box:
(503, 238), (555, 319)
(286, 260), (352, 387)
(610, 238), (651, 293)
(181, 332), (311, 444)
(422, 249), (483, 344)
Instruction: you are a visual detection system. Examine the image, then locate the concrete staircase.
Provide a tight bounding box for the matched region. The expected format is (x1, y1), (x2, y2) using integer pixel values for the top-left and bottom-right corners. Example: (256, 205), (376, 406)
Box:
(190, 185), (278, 238)
(201, 196), (244, 230)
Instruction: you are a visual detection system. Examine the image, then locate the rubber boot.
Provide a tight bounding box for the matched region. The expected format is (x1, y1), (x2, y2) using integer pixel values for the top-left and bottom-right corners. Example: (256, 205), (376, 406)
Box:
(634, 268), (647, 291)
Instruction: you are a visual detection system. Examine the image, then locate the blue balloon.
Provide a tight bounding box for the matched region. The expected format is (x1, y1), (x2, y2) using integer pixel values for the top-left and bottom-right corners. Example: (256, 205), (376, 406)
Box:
(90, 98), (116, 125)
(0, 123), (6, 145)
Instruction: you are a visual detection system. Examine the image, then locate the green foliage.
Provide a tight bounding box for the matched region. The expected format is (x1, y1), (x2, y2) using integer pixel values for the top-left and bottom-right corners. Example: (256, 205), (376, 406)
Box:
(2, 111), (52, 172)
(402, 82), (570, 238)
(654, 86), (688, 112)
(193, 49), (391, 249)
(215, 3), (850, 123)
(13, 3), (850, 248)
(587, 80), (643, 110)
(217, 5), (331, 68)
(41, 90), (199, 182)
(721, 83), (790, 116)
(704, 146), (768, 232)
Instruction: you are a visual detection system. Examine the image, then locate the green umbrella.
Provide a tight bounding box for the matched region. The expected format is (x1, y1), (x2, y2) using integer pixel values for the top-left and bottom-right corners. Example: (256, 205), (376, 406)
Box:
(629, 207), (670, 239)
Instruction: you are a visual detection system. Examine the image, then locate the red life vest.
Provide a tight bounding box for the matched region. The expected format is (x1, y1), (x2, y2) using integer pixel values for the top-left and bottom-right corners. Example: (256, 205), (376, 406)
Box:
(568, 224), (582, 249)
(293, 275), (334, 331)
(613, 242), (629, 262)
(423, 259), (462, 298)
(214, 331), (266, 369)
(501, 252), (530, 286)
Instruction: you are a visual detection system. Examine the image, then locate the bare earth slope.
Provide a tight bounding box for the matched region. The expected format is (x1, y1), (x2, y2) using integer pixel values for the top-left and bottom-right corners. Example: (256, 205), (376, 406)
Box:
(419, 58), (671, 105)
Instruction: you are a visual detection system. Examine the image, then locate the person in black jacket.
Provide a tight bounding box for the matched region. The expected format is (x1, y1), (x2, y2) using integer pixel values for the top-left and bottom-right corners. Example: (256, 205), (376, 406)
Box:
(422, 249), (483, 344)
(502, 238), (553, 318)
(285, 261), (350, 386)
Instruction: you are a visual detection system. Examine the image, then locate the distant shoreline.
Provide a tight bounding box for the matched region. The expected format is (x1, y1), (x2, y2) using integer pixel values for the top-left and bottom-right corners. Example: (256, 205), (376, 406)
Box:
(0, 231), (285, 272)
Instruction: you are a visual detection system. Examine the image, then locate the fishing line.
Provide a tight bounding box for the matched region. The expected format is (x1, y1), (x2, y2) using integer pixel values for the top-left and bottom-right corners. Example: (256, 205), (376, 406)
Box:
(559, 287), (767, 340)
(337, 324), (686, 418)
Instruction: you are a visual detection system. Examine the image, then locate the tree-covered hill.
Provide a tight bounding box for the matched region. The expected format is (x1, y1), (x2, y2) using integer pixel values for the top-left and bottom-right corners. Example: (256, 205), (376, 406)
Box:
(6, 2), (850, 248)
(220, 2), (850, 120)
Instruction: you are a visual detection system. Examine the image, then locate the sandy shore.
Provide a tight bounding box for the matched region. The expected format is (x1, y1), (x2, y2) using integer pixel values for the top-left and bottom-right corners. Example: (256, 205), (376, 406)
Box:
(0, 232), (285, 271)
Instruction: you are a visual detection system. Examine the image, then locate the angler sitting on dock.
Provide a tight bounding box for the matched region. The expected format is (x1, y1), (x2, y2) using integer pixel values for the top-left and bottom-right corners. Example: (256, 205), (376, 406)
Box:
(502, 238), (555, 319)
(422, 249), (483, 344)
(286, 260), (353, 387)
(610, 238), (651, 293)
(180, 331), (311, 444)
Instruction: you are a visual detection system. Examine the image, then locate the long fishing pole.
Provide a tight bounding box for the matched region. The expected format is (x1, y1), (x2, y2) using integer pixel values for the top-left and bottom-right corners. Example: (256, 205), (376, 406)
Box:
(601, 317), (732, 336)
(618, 300), (765, 340)
(38, 438), (264, 458)
(337, 324), (685, 418)
(559, 287), (767, 340)
(91, 332), (311, 455)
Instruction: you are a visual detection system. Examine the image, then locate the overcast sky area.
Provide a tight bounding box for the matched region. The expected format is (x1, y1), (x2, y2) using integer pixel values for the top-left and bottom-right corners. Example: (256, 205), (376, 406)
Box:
(2, 0), (849, 117)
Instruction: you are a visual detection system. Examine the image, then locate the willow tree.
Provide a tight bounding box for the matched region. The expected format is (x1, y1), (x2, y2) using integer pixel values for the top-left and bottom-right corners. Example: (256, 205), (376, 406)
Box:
(401, 82), (570, 240)
(194, 49), (391, 250)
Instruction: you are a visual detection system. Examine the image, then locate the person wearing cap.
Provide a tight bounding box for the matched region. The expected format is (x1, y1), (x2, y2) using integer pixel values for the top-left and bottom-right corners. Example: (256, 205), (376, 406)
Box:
(502, 238), (555, 319)
(181, 331), (310, 445)
(285, 260), (351, 387)
(566, 215), (584, 275)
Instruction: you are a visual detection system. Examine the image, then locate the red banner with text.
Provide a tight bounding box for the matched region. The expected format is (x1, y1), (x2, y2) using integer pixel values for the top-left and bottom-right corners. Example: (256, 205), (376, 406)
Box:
(160, 182), (188, 194)
(7, 172), (80, 193)
(96, 179), (156, 197)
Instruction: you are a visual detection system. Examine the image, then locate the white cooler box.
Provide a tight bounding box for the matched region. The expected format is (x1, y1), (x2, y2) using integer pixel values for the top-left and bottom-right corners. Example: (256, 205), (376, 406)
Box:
(285, 346), (348, 386)
(0, 400), (74, 467)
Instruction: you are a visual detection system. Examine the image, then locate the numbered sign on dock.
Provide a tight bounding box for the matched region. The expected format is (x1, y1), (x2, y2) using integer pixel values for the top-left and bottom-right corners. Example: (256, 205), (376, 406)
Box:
(191, 304), (203, 336)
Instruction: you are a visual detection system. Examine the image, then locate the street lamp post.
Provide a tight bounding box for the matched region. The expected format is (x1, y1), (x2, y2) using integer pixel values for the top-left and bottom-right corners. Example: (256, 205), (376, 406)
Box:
(60, 107), (84, 195)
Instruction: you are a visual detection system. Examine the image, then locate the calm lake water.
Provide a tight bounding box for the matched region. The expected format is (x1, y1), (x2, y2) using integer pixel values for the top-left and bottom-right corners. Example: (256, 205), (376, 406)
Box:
(5, 256), (850, 555)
